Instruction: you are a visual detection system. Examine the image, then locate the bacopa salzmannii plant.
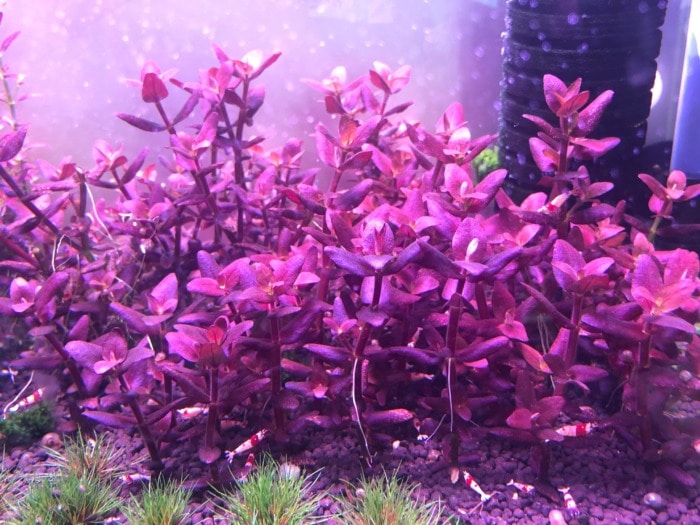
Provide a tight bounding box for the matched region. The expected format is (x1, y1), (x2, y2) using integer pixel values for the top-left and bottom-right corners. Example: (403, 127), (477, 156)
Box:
(0, 13), (698, 499)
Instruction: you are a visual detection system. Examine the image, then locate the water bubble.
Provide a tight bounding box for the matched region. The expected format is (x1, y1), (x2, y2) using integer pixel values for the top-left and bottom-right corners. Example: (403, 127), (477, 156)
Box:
(577, 42), (589, 53)
(638, 2), (650, 14)
(528, 19), (540, 30)
(519, 50), (531, 62)
(567, 13), (580, 25)
(542, 41), (552, 52)
(474, 45), (485, 58)
(529, 0), (539, 8)
(633, 147), (641, 155)
(517, 153), (527, 166)
(537, 31), (546, 41)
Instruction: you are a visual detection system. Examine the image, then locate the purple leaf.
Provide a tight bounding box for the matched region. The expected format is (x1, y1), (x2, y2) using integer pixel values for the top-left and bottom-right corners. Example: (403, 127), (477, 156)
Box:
(657, 462), (697, 487)
(196, 250), (220, 279)
(158, 361), (209, 402)
(569, 203), (616, 224)
(576, 90), (614, 135)
(519, 343), (551, 373)
(528, 136), (558, 173)
(34, 271), (69, 321)
(199, 445), (221, 465)
(325, 247), (374, 276)
(249, 51), (281, 80)
(64, 340), (102, 369)
(280, 299), (329, 345)
(365, 408), (414, 427)
(339, 150), (373, 171)
(522, 114), (557, 137)
(121, 147), (148, 185)
(581, 312), (646, 342)
(83, 410), (137, 429)
(147, 273), (178, 315)
(0, 30), (20, 53)
(0, 126), (27, 162)
(457, 336), (509, 363)
(329, 212), (356, 251)
(187, 277), (226, 297)
(246, 85), (266, 116)
(305, 343), (350, 363)
(536, 396), (565, 421)
(507, 407), (533, 430)
(109, 303), (149, 333)
(417, 241), (462, 279)
(141, 72), (169, 103)
(334, 179), (377, 211)
(569, 364), (608, 383)
(172, 91), (201, 125)
(471, 168), (507, 203)
(315, 124), (339, 167)
(117, 113), (167, 133)
(406, 123), (449, 162)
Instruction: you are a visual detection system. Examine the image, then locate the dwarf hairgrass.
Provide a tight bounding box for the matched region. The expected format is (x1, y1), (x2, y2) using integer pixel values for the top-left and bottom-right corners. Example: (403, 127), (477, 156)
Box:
(44, 432), (131, 483)
(335, 469), (444, 525)
(214, 453), (325, 525)
(9, 469), (120, 525)
(122, 477), (193, 525)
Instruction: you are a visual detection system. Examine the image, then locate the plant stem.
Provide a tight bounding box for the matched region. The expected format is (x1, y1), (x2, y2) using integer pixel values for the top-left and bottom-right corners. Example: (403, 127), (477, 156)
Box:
(44, 332), (88, 397)
(647, 199), (673, 244)
(118, 374), (162, 469)
(0, 165), (61, 237)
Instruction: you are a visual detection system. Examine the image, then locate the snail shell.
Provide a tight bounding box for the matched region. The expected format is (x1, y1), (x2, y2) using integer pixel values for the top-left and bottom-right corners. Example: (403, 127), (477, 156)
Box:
(41, 432), (62, 450)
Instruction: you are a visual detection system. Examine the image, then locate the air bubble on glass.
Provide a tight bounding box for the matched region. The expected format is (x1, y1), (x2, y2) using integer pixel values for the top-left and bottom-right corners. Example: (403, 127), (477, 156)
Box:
(519, 50), (531, 62)
(567, 13), (580, 25)
(542, 41), (552, 52)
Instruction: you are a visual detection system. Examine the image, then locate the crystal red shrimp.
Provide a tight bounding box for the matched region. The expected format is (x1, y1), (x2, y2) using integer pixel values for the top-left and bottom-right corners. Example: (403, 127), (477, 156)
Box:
(225, 428), (270, 462)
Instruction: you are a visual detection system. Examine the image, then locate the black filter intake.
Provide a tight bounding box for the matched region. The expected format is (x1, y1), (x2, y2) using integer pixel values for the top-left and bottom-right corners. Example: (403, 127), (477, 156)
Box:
(499, 0), (667, 206)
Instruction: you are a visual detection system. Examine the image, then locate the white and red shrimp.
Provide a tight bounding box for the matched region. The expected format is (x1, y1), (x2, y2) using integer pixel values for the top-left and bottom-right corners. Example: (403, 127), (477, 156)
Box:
(225, 429), (270, 463)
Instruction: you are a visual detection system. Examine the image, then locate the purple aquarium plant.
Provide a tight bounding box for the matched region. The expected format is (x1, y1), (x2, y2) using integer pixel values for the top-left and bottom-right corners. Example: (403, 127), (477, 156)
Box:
(0, 10), (698, 503)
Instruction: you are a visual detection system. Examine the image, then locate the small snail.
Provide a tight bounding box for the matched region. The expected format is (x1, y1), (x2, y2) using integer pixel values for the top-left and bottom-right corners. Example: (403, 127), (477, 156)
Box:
(41, 432), (62, 450)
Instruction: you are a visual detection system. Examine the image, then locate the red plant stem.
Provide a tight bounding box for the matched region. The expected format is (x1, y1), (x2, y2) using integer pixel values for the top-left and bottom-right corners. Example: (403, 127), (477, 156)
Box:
(206, 367), (220, 482)
(445, 292), (462, 433)
(118, 374), (162, 469)
(109, 167), (133, 200)
(637, 326), (654, 451)
(0, 229), (41, 270)
(353, 322), (373, 408)
(352, 322), (373, 464)
(430, 160), (444, 192)
(446, 293), (462, 356)
(371, 273), (383, 310)
(538, 443), (551, 480)
(269, 309), (285, 432)
(564, 293), (583, 368)
(647, 199), (673, 244)
(154, 100), (174, 134)
(76, 172), (94, 262)
(474, 281), (489, 319)
(44, 332), (88, 397)
(0, 165), (61, 237)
